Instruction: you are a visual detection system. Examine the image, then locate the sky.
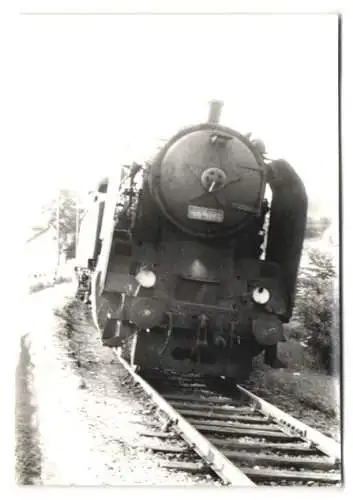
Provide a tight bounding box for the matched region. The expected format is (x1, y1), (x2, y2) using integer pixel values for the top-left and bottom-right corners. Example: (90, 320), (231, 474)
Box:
(17, 13), (339, 227)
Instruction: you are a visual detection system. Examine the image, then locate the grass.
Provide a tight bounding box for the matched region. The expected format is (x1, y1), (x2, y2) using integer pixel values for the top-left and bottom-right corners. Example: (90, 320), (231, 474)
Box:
(249, 320), (341, 423)
(280, 329), (318, 370)
(248, 314), (341, 430)
(249, 361), (339, 416)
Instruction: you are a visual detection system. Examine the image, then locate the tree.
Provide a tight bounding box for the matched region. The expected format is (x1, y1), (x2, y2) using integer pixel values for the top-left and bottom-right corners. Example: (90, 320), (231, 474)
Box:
(40, 189), (85, 254)
(295, 248), (339, 374)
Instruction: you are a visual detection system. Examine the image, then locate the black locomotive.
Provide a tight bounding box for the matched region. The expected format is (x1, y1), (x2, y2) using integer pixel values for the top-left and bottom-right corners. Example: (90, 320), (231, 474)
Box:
(75, 101), (307, 380)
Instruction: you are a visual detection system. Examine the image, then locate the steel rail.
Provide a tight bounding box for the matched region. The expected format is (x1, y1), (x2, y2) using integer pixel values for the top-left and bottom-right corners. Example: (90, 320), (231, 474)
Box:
(115, 352), (255, 486)
(236, 384), (341, 461)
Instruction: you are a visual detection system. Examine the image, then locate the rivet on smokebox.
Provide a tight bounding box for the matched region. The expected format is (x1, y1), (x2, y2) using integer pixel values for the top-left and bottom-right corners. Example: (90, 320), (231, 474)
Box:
(252, 315), (285, 346)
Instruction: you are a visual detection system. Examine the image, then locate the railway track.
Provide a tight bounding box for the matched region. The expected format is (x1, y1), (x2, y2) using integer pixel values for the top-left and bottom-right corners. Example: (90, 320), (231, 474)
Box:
(115, 352), (342, 486)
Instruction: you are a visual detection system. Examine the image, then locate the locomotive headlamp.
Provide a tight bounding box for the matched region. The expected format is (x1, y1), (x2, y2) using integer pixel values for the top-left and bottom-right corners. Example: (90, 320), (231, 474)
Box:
(252, 287), (271, 305)
(135, 269), (156, 289)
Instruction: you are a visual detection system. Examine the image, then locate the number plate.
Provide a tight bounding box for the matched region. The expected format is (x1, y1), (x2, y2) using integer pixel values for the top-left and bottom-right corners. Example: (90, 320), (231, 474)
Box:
(187, 205), (224, 223)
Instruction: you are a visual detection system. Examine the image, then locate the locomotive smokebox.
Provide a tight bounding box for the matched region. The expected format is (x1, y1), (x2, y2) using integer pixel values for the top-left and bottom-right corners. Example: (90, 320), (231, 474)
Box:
(207, 100), (224, 124)
(149, 99), (268, 238)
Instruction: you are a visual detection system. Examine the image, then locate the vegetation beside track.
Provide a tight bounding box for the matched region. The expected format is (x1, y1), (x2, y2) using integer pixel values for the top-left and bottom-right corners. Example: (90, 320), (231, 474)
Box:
(247, 239), (340, 440)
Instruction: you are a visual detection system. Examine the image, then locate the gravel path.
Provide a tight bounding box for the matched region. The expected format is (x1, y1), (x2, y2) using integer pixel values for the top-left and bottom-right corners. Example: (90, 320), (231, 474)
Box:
(15, 282), (340, 485)
(15, 284), (220, 486)
(15, 335), (42, 484)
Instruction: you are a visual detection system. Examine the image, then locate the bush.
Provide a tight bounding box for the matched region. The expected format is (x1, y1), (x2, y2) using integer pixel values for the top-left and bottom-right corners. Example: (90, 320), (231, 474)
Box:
(295, 248), (339, 374)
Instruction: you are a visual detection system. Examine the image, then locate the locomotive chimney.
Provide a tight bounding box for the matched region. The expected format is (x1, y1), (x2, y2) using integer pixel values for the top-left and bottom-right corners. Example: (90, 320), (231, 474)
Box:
(207, 100), (224, 124)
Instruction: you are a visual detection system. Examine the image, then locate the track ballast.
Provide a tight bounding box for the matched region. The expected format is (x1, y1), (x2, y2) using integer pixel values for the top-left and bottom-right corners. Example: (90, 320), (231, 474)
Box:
(116, 352), (341, 487)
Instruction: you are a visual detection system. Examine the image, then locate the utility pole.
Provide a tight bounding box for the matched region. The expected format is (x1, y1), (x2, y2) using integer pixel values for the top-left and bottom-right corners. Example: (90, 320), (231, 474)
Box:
(56, 189), (60, 268)
(75, 193), (80, 258)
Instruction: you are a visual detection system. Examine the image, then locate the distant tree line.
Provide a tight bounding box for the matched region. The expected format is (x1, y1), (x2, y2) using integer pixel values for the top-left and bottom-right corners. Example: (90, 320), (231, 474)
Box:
(305, 215), (331, 239)
(304, 197), (333, 240)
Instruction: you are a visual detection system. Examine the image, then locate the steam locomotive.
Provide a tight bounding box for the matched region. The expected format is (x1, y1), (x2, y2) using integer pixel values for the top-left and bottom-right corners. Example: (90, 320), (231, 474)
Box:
(75, 101), (307, 380)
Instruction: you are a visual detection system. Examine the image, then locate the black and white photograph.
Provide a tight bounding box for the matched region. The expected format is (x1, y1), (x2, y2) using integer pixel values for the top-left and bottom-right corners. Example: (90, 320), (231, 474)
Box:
(8, 1), (346, 490)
